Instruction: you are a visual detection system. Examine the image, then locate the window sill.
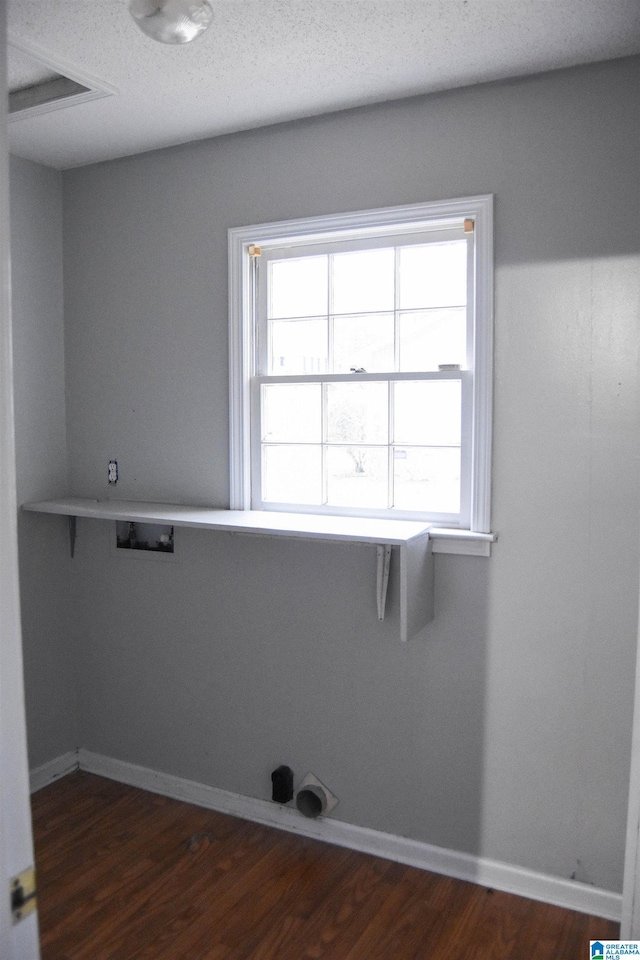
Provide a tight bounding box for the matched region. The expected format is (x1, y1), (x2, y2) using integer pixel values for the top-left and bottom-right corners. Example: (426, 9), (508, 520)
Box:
(429, 528), (497, 557)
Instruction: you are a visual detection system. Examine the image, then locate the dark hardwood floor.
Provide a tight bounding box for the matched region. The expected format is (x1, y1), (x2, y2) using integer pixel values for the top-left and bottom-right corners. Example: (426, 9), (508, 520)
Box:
(31, 771), (618, 960)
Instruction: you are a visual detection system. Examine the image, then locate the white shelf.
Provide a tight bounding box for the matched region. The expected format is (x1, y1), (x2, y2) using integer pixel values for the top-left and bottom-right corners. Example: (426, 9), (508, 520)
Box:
(22, 497), (434, 642)
(21, 497), (430, 544)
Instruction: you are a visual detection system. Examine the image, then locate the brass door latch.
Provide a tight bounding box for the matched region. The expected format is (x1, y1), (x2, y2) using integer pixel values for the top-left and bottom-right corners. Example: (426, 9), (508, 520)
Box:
(11, 867), (37, 924)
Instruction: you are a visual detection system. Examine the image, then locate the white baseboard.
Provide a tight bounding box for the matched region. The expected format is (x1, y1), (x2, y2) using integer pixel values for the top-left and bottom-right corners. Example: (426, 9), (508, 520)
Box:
(30, 750), (78, 793)
(37, 749), (621, 922)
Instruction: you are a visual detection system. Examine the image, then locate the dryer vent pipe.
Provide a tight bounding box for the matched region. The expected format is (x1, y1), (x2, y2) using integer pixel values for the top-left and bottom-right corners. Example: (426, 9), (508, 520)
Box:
(295, 774), (338, 819)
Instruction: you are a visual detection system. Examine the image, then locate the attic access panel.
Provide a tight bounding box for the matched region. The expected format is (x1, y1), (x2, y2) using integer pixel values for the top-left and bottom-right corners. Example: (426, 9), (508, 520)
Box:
(8, 37), (116, 121)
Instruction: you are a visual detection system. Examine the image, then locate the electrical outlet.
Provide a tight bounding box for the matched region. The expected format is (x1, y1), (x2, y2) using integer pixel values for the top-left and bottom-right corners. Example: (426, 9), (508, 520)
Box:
(108, 460), (118, 484)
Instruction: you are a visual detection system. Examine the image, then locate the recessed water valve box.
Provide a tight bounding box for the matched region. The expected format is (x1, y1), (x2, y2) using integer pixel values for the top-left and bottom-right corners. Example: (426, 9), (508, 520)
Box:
(116, 521), (174, 554)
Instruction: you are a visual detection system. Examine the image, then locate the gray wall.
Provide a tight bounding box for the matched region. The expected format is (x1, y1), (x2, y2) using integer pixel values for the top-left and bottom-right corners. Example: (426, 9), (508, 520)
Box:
(10, 155), (77, 767)
(55, 56), (640, 894)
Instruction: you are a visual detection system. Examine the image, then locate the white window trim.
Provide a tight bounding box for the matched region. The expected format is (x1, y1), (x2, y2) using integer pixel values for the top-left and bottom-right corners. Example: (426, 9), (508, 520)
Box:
(228, 195), (494, 540)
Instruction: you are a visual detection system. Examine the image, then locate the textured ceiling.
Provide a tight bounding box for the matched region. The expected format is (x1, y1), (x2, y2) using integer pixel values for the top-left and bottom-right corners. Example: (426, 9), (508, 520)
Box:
(7, 0), (640, 170)
(8, 44), (60, 91)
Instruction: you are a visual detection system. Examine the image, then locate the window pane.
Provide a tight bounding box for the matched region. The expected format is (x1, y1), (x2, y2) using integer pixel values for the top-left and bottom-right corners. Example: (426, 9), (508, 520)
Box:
(394, 447), (460, 514)
(394, 380), (461, 446)
(399, 308), (466, 372)
(269, 256), (328, 319)
(263, 445), (322, 503)
(331, 248), (394, 315)
(332, 313), (394, 373)
(399, 241), (467, 309)
(327, 382), (388, 444)
(263, 383), (321, 442)
(327, 446), (388, 508)
(269, 318), (328, 375)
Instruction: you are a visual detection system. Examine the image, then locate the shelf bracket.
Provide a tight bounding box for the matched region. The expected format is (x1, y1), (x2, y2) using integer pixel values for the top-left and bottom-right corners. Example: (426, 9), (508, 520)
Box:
(376, 544), (392, 621)
(68, 515), (76, 558)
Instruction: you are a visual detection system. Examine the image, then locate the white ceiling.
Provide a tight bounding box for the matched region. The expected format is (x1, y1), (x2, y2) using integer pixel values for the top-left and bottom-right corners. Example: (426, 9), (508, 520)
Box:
(7, 0), (640, 170)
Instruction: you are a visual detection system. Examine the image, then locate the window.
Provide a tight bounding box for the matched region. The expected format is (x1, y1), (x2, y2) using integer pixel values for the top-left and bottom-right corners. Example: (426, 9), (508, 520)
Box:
(229, 196), (493, 533)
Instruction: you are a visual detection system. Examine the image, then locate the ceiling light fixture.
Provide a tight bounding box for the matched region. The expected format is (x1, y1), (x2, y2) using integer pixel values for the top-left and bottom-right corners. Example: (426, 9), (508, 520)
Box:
(128, 0), (213, 44)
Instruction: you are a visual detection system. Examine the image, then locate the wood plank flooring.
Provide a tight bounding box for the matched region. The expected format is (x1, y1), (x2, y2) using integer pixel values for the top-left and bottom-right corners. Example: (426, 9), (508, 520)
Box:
(31, 772), (619, 960)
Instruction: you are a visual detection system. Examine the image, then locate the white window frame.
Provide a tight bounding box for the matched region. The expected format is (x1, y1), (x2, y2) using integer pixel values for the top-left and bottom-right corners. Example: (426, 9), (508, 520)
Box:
(229, 195), (493, 535)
